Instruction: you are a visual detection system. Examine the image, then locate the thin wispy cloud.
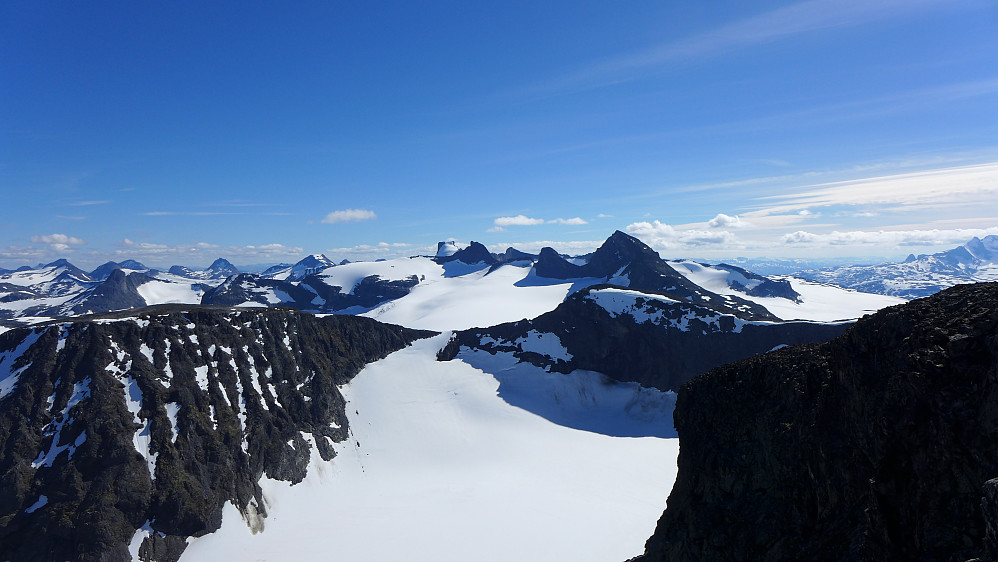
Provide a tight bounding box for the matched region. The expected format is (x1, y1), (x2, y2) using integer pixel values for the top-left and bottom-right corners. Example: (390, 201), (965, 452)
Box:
(143, 211), (241, 216)
(67, 200), (109, 206)
(549, 217), (588, 226)
(325, 242), (423, 261)
(493, 215), (589, 229)
(322, 209), (377, 224)
(495, 215), (546, 227)
(752, 162), (998, 215)
(519, 0), (961, 97)
(116, 238), (304, 265)
(782, 227), (998, 247)
(205, 200), (287, 208)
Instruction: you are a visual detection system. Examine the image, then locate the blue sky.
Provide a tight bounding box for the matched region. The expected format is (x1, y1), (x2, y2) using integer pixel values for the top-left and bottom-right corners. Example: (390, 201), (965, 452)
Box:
(2, 0), (997, 269)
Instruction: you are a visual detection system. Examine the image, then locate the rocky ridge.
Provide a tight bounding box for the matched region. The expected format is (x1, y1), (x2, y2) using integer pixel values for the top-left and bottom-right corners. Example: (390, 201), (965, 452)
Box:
(0, 305), (432, 561)
(440, 284), (846, 392)
(635, 282), (998, 561)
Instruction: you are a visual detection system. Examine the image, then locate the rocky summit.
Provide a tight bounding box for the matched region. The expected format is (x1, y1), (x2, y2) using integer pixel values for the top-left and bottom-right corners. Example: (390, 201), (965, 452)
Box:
(634, 282), (998, 562)
(0, 306), (432, 562)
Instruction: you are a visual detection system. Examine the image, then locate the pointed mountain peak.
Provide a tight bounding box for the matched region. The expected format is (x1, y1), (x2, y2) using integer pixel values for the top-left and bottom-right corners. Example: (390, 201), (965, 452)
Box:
(534, 247), (582, 278)
(586, 231), (660, 275)
(287, 254), (335, 281)
(295, 253), (334, 267)
(203, 258), (239, 279)
(207, 258), (236, 270)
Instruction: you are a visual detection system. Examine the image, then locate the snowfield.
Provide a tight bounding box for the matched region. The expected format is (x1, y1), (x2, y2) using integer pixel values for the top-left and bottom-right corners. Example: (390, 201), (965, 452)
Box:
(184, 335), (679, 562)
(135, 277), (205, 305)
(355, 260), (602, 331)
(669, 260), (907, 322)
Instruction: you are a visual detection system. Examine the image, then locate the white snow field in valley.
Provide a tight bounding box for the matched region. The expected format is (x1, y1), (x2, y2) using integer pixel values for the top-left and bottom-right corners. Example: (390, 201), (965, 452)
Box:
(184, 335), (679, 561)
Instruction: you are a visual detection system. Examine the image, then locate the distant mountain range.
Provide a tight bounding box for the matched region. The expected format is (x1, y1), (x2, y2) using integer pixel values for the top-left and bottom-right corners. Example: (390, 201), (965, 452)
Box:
(2, 229), (987, 560)
(0, 231), (904, 330)
(794, 235), (998, 299)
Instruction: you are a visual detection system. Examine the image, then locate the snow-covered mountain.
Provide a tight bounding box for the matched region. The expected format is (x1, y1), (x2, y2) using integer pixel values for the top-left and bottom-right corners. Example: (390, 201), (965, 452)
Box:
(169, 258), (240, 281)
(0, 231), (907, 330)
(0, 230), (930, 561)
(794, 235), (998, 299)
(262, 254), (336, 282)
(90, 259), (152, 281)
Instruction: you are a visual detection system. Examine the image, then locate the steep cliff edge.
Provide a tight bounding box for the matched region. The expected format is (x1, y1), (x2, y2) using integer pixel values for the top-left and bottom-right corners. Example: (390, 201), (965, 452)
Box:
(635, 282), (998, 561)
(0, 305), (431, 562)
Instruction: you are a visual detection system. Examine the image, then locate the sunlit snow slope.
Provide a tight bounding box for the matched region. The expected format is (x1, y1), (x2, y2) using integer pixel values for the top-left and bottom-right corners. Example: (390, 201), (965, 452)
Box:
(185, 335), (678, 562)
(355, 261), (600, 331)
(669, 260), (907, 321)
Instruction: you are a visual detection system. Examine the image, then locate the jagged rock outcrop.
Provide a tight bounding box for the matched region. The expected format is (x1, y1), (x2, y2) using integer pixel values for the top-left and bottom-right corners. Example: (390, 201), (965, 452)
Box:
(0, 305), (432, 561)
(439, 285), (846, 392)
(635, 282), (998, 562)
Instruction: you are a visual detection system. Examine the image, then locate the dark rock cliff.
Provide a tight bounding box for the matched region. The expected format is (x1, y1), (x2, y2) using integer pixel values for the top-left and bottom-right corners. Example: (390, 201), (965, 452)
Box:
(635, 282), (998, 562)
(0, 305), (432, 562)
(439, 285), (846, 392)
(434, 241), (497, 266)
(68, 269), (152, 315)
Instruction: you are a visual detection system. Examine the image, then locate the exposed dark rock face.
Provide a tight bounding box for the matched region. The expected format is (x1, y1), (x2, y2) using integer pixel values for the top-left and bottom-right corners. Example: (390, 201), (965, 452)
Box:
(439, 285), (846, 392)
(533, 231), (778, 321)
(261, 263), (293, 276)
(0, 282), (41, 304)
(201, 274), (316, 308)
(204, 259), (239, 279)
(91, 261), (125, 281)
(434, 241), (498, 266)
(91, 260), (150, 281)
(43, 259), (93, 283)
(714, 263), (801, 301)
(0, 305), (432, 561)
(486, 248), (539, 274)
(285, 254), (336, 282)
(533, 247), (582, 279)
(499, 247), (537, 262)
(635, 282), (998, 562)
(68, 269), (152, 315)
(169, 259), (239, 281)
(300, 274), (421, 311)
